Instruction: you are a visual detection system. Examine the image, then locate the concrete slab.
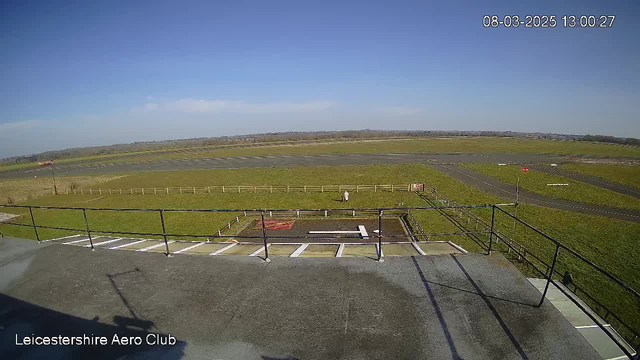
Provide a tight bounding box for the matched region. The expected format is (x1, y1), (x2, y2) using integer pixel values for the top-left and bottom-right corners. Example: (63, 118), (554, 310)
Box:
(0, 237), (601, 360)
(341, 244), (377, 258)
(418, 241), (463, 255)
(266, 244), (299, 256)
(382, 243), (419, 256)
(300, 244), (339, 257)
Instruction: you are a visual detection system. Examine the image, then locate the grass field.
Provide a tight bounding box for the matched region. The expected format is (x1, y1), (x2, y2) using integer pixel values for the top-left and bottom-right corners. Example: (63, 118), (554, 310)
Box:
(0, 175), (123, 205)
(1, 163), (638, 338)
(561, 163), (640, 189)
(462, 164), (640, 210)
(3, 137), (639, 172)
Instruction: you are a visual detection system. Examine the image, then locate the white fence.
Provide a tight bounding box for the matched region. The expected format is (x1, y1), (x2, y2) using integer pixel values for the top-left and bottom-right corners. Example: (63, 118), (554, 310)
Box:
(65, 184), (424, 195)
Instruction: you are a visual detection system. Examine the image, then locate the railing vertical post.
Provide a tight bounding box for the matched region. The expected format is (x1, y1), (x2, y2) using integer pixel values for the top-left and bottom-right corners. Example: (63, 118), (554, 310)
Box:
(82, 208), (94, 250)
(377, 209), (384, 262)
(28, 206), (40, 243)
(538, 243), (560, 307)
(488, 205), (496, 255)
(261, 211), (270, 262)
(159, 210), (171, 257)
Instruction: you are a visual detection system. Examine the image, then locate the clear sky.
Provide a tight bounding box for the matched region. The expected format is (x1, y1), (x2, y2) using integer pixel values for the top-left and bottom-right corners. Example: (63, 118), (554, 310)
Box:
(1, 0), (639, 157)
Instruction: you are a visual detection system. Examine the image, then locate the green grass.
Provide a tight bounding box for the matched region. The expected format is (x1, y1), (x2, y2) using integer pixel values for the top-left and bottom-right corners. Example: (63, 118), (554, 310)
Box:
(462, 164), (640, 211)
(561, 163), (640, 189)
(1, 163), (638, 339)
(4, 137), (639, 172)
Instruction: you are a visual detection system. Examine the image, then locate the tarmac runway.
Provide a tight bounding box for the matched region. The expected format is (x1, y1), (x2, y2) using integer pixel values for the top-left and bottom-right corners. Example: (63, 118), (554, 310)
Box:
(0, 152), (567, 179)
(429, 164), (640, 223)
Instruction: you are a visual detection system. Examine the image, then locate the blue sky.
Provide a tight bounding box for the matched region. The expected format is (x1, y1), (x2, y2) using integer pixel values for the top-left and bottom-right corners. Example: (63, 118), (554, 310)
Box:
(1, 0), (639, 157)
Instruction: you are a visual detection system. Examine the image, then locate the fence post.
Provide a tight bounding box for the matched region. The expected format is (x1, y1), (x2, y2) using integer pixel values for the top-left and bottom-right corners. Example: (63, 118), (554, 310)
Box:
(392, 185), (394, 192)
(28, 206), (40, 243)
(180, 188), (182, 194)
(90, 189), (92, 195)
(208, 186), (211, 194)
(271, 186), (273, 193)
(375, 185), (377, 193)
(238, 186), (240, 193)
(236, 216), (239, 223)
(261, 211), (270, 262)
(322, 186), (324, 193)
(538, 243), (560, 307)
(109, 189), (112, 195)
(222, 186), (225, 193)
(377, 209), (384, 262)
(82, 208), (94, 250)
(99, 189), (102, 195)
(324, 210), (328, 217)
(154, 188), (157, 195)
(142, 188), (144, 195)
(166, 188), (169, 194)
(193, 187), (196, 194)
(357, 185), (359, 193)
(488, 206), (496, 255)
(159, 210), (171, 257)
(304, 185), (307, 192)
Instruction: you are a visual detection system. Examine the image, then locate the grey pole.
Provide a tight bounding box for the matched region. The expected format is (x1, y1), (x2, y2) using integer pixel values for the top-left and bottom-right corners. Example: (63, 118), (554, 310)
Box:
(488, 205), (496, 255)
(261, 211), (270, 262)
(28, 206), (40, 243)
(82, 208), (94, 250)
(538, 244), (560, 307)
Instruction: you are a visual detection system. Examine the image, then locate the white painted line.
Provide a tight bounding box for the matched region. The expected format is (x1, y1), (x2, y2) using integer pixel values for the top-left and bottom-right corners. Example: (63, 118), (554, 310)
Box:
(62, 237), (92, 245)
(109, 239), (146, 249)
(84, 238), (123, 248)
(412, 242), (426, 256)
(174, 242), (206, 254)
(607, 355), (636, 360)
(210, 243), (237, 255)
(309, 230), (360, 234)
(249, 244), (270, 256)
(290, 243), (309, 257)
(358, 225), (369, 239)
(336, 243), (345, 257)
(575, 324), (611, 329)
(447, 241), (468, 254)
(137, 241), (174, 252)
(45, 234), (82, 242)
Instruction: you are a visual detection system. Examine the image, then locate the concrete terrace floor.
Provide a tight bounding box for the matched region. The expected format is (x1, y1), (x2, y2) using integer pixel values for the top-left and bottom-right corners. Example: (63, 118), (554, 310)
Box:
(0, 237), (600, 360)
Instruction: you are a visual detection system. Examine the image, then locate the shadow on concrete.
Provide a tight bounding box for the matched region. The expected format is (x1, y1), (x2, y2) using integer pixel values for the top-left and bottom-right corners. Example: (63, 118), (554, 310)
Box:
(411, 256), (463, 360)
(451, 255), (529, 360)
(0, 293), (186, 359)
(107, 267), (155, 332)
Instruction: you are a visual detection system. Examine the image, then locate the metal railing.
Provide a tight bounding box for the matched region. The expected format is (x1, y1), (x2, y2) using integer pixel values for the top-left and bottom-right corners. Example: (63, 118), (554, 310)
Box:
(0, 202), (637, 358)
(64, 184), (424, 195)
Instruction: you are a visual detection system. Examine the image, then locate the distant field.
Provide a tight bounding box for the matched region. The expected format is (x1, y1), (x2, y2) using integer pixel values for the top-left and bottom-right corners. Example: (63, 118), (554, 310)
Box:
(3, 137), (639, 173)
(561, 163), (640, 189)
(462, 164), (640, 211)
(0, 175), (123, 205)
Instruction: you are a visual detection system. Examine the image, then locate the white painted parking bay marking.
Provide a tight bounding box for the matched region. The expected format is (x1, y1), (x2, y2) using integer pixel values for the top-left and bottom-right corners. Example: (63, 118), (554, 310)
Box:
(84, 238), (123, 247)
(110, 239), (146, 249)
(358, 225), (369, 239)
(290, 243), (309, 257)
(138, 241), (174, 252)
(63, 237), (92, 245)
(336, 244), (345, 257)
(174, 242), (206, 254)
(47, 234), (82, 242)
(249, 244), (270, 256)
(210, 243), (237, 255)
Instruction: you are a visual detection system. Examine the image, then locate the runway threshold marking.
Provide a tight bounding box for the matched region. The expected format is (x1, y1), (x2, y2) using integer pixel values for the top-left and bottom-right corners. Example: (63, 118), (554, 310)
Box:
(210, 243), (237, 255)
(63, 237), (93, 245)
(290, 243), (310, 257)
(336, 243), (345, 257)
(138, 241), (174, 252)
(249, 244), (271, 256)
(109, 239), (146, 249)
(174, 242), (206, 254)
(84, 238), (123, 247)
